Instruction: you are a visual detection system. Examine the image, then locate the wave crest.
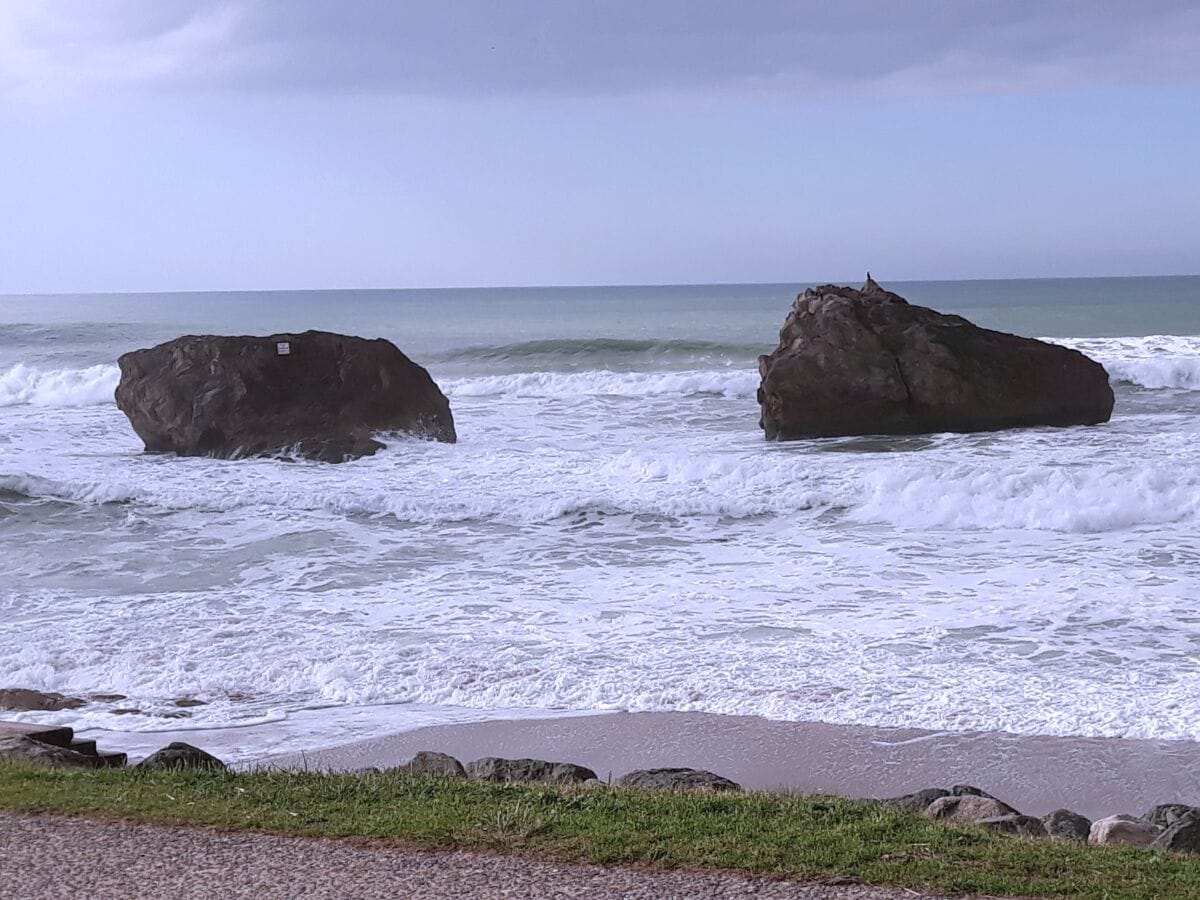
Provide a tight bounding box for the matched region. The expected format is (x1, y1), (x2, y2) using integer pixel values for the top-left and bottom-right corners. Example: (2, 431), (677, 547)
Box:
(0, 364), (119, 407)
(446, 369), (758, 399)
(431, 337), (766, 363)
(7, 447), (1198, 534)
(1105, 358), (1200, 391)
(1059, 336), (1200, 391)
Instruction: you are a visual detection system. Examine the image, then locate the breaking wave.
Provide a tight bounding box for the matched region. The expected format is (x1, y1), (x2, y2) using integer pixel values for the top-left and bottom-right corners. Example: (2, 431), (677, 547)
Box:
(446, 369), (758, 399)
(0, 364), (119, 407)
(5, 447), (1198, 534)
(431, 337), (766, 364)
(1060, 335), (1200, 391)
(1104, 358), (1200, 391)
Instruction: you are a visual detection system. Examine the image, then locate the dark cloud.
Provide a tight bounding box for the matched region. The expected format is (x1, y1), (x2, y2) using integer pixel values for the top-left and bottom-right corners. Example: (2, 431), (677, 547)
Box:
(5, 0), (1200, 99)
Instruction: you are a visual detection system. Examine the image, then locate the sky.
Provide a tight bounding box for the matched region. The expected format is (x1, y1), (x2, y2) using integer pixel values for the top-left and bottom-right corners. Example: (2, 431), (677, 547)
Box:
(1, 1), (1199, 293)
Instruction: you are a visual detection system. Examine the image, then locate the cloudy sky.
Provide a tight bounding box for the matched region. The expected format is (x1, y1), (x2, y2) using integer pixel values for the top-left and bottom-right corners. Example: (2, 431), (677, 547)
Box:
(2, 1), (1198, 292)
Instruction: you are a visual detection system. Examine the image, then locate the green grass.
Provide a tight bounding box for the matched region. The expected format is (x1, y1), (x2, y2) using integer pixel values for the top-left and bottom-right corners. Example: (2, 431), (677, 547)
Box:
(1, 763), (1197, 898)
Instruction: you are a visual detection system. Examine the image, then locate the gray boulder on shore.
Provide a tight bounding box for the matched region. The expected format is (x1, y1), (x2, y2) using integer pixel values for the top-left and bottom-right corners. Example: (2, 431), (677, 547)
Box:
(115, 331), (456, 463)
(976, 814), (1046, 837)
(615, 768), (741, 792)
(1041, 809), (1092, 840)
(757, 277), (1115, 440)
(394, 751), (466, 778)
(1151, 811), (1200, 853)
(465, 757), (597, 785)
(1088, 814), (1162, 847)
(878, 787), (951, 814)
(0, 735), (100, 770)
(1143, 803), (1200, 830)
(924, 794), (1019, 823)
(136, 742), (227, 772)
(951, 784), (1004, 800)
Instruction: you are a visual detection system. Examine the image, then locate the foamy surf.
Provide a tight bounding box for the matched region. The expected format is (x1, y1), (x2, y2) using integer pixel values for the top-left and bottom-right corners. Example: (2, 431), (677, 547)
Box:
(5, 432), (1197, 534)
(3, 279), (1200, 751)
(1061, 335), (1200, 391)
(0, 363), (119, 407)
(445, 369), (759, 399)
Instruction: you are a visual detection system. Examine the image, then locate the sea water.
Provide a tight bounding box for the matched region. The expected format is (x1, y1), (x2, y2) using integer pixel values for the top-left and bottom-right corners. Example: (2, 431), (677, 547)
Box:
(2, 277), (1199, 758)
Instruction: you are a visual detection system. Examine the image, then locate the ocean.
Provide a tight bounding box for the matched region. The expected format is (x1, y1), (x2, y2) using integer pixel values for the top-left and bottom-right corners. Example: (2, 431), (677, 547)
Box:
(2, 276), (1200, 760)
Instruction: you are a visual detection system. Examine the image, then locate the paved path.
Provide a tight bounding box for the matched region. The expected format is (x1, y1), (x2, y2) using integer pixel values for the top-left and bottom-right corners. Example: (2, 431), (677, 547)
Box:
(0, 811), (955, 899)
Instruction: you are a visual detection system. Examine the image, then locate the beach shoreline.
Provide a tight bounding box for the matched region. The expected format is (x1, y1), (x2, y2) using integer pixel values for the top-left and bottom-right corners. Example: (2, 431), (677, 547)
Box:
(255, 709), (1200, 819)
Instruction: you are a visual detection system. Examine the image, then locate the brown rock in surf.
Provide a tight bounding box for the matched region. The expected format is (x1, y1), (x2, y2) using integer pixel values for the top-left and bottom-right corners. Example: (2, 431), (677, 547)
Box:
(115, 331), (455, 462)
(757, 277), (1114, 440)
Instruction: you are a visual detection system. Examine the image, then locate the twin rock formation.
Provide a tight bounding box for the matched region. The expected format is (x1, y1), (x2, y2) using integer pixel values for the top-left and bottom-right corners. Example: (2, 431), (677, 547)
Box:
(114, 281), (1113, 461)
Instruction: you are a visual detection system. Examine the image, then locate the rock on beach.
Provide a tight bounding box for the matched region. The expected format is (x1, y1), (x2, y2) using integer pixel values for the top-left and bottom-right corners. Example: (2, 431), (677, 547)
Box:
(976, 814), (1046, 837)
(1088, 814), (1162, 847)
(757, 277), (1115, 440)
(614, 768), (741, 792)
(136, 743), (227, 772)
(394, 751), (466, 778)
(878, 788), (951, 814)
(1041, 809), (1092, 840)
(115, 331), (456, 462)
(0, 735), (100, 770)
(924, 794), (1019, 823)
(465, 757), (597, 785)
(1151, 811), (1200, 853)
(1143, 803), (1200, 829)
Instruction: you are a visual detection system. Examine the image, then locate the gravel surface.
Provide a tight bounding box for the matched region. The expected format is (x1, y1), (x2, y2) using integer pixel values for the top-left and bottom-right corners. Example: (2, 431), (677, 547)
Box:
(0, 811), (955, 899)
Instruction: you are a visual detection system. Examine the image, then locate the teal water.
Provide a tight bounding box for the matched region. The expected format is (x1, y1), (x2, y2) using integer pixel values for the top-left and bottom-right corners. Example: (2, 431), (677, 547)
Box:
(4, 275), (1199, 371)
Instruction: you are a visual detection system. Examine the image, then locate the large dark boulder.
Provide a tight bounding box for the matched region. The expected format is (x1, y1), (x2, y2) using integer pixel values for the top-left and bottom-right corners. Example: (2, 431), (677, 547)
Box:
(393, 750), (466, 778)
(1143, 803), (1200, 829)
(925, 794), (1019, 822)
(1151, 810), (1200, 853)
(976, 814), (1047, 837)
(115, 331), (456, 462)
(757, 277), (1114, 440)
(615, 768), (741, 792)
(878, 787), (950, 814)
(136, 742), (227, 772)
(465, 757), (597, 785)
(1042, 808), (1092, 840)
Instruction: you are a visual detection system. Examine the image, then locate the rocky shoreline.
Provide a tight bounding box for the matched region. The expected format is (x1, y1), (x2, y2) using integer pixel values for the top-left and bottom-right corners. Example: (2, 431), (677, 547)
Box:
(395, 749), (1200, 853)
(5, 717), (1200, 856)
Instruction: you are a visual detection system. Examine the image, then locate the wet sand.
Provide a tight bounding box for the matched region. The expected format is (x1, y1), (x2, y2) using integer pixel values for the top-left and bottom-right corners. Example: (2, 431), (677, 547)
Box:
(265, 711), (1200, 818)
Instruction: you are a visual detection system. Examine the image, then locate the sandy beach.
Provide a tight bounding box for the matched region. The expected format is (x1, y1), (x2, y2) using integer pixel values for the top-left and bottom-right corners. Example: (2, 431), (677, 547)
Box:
(264, 711), (1200, 819)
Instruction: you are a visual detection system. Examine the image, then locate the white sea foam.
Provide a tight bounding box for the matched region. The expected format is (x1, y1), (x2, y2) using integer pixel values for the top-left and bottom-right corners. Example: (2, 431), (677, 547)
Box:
(0, 363), (119, 407)
(4, 318), (1200, 747)
(851, 462), (1200, 532)
(446, 369), (758, 399)
(6, 432), (1197, 535)
(1058, 335), (1200, 391)
(8, 561), (1200, 746)
(1104, 358), (1200, 391)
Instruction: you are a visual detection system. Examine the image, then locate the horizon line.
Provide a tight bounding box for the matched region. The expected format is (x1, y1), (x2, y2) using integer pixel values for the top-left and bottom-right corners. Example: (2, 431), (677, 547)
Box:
(1, 271), (1197, 300)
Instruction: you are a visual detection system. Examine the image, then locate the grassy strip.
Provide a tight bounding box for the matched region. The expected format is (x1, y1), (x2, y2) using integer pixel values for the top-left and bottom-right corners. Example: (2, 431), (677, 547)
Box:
(1, 762), (1197, 898)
